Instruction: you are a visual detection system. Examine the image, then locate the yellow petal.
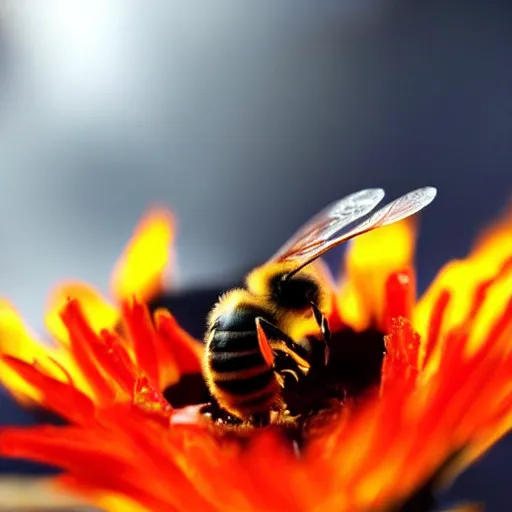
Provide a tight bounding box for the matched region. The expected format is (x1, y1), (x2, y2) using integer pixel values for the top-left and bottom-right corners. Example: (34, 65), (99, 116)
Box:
(471, 203), (512, 265)
(414, 206), (512, 351)
(43, 283), (119, 399)
(414, 261), (483, 349)
(45, 281), (118, 344)
(336, 277), (368, 332)
(0, 300), (58, 402)
(95, 493), (151, 512)
(466, 271), (512, 355)
(338, 219), (416, 332)
(110, 208), (175, 303)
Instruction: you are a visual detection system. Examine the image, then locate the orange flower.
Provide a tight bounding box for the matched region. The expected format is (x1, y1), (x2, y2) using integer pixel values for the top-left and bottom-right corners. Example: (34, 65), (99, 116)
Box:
(1, 204), (512, 512)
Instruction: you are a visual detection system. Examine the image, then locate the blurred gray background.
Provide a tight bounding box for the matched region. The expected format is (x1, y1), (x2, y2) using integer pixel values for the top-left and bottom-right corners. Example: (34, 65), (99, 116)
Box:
(0, 0), (511, 325)
(0, 1), (512, 508)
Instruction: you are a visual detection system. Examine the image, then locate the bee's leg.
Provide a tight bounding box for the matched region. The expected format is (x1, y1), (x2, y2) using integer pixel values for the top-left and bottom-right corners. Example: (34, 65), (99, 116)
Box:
(255, 317), (312, 370)
(250, 411), (271, 428)
(310, 302), (331, 366)
(255, 317), (312, 391)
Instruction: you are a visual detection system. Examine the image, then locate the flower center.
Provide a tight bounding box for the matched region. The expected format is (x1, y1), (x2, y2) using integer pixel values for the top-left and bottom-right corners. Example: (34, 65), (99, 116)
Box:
(152, 292), (386, 444)
(163, 326), (386, 444)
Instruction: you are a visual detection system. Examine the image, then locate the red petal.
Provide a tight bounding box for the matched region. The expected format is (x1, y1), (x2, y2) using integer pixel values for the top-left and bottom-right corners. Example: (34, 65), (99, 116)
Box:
(122, 298), (160, 387)
(422, 289), (451, 368)
(1, 423), (217, 512)
(466, 256), (512, 322)
(383, 270), (416, 333)
(381, 318), (420, 395)
(98, 330), (138, 394)
(155, 309), (203, 375)
(1, 356), (95, 424)
(60, 300), (116, 402)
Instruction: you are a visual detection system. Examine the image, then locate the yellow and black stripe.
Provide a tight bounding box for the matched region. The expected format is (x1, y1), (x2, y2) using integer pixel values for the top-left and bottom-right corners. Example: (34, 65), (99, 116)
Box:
(205, 302), (281, 418)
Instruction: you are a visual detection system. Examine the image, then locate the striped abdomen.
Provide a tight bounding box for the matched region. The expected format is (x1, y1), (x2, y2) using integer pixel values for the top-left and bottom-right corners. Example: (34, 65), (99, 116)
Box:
(205, 306), (281, 419)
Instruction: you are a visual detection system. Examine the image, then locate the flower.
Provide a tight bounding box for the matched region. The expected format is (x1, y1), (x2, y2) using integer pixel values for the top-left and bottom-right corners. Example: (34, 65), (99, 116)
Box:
(1, 203), (511, 512)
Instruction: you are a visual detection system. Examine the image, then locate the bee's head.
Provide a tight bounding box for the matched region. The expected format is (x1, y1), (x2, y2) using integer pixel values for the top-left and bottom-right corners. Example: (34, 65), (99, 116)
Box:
(246, 262), (328, 313)
(269, 272), (319, 310)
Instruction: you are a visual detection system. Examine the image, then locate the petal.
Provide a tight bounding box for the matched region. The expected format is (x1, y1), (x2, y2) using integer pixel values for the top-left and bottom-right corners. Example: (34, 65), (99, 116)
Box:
(466, 271), (512, 355)
(0, 300), (60, 402)
(111, 208), (175, 304)
(1, 356), (95, 423)
(122, 298), (161, 387)
(0, 427), (174, 511)
(383, 270), (416, 332)
(93, 494), (151, 512)
(45, 281), (118, 344)
(471, 202), (512, 265)
(59, 299), (119, 403)
(309, 311), (512, 510)
(54, 479), (150, 512)
(380, 317), (420, 395)
(337, 218), (417, 332)
(154, 308), (203, 388)
(414, 258), (511, 351)
(99, 330), (139, 395)
(414, 205), (512, 347)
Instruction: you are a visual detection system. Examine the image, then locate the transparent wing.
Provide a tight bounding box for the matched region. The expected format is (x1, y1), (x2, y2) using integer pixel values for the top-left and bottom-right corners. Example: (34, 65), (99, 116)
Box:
(274, 186), (437, 276)
(271, 188), (385, 261)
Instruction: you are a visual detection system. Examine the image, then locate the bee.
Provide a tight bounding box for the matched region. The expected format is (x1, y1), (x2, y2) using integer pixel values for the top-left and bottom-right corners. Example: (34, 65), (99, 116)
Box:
(203, 187), (437, 426)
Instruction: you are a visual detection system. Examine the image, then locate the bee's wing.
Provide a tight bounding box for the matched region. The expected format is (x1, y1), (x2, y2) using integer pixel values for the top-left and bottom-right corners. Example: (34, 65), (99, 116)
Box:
(273, 186), (437, 275)
(271, 188), (386, 261)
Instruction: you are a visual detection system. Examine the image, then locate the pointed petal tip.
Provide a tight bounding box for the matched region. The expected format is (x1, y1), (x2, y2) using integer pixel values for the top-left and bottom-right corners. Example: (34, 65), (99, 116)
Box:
(111, 207), (176, 304)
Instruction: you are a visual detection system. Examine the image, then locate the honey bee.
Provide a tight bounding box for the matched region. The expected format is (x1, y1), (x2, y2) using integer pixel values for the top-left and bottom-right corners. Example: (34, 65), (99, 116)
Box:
(203, 187), (437, 426)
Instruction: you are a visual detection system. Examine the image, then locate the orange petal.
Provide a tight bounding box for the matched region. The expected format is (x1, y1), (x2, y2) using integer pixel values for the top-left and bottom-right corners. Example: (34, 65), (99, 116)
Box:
(154, 309), (203, 388)
(59, 299), (118, 404)
(1, 356), (95, 423)
(98, 330), (138, 395)
(45, 281), (118, 344)
(337, 218), (417, 332)
(111, 208), (175, 304)
(313, 330), (512, 510)
(0, 427), (172, 511)
(122, 299), (160, 387)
